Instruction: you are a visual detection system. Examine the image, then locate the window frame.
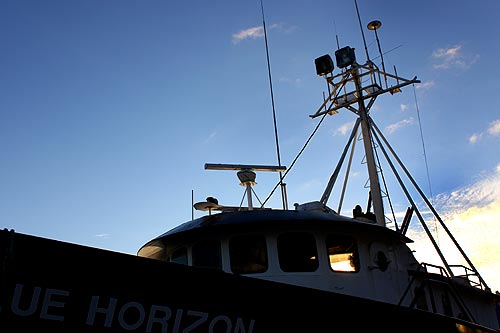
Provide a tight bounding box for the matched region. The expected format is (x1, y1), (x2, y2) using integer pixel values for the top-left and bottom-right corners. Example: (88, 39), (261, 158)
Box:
(277, 231), (319, 273)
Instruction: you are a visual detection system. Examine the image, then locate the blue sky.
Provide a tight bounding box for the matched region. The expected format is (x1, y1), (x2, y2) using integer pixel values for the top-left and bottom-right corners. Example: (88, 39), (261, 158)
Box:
(1, 0), (499, 292)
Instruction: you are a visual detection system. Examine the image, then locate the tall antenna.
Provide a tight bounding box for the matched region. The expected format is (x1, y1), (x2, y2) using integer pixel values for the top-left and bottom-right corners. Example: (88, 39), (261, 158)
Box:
(354, 0), (370, 62)
(260, 0), (288, 209)
(332, 19), (340, 49)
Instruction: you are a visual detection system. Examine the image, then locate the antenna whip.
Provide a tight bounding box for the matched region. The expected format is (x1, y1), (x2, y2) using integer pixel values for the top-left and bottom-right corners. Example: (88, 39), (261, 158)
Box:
(260, 0), (287, 209)
(354, 0), (370, 62)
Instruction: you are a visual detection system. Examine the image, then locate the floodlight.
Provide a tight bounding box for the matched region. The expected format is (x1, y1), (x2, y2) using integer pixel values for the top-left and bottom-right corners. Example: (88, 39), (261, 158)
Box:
(335, 46), (356, 68)
(314, 54), (334, 76)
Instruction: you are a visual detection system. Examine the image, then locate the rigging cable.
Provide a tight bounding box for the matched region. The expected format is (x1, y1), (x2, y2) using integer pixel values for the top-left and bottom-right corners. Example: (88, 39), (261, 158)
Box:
(261, 112), (329, 207)
(261, 75), (349, 208)
(413, 84), (433, 200)
(412, 84), (438, 240)
(368, 117), (399, 231)
(413, 84), (437, 223)
(260, 0), (287, 209)
(262, 74), (349, 207)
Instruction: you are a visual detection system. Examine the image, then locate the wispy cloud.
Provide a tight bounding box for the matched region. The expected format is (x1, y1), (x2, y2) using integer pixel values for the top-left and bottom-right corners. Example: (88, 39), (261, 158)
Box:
(406, 166), (500, 292)
(469, 118), (500, 144)
(385, 117), (414, 134)
(432, 44), (479, 70)
(468, 133), (482, 144)
(434, 171), (500, 213)
(204, 131), (217, 144)
(278, 77), (302, 87)
(416, 81), (435, 90)
(95, 233), (109, 239)
(297, 178), (324, 197)
(232, 23), (280, 44)
(487, 119), (500, 136)
(335, 121), (355, 136)
(400, 104), (409, 111)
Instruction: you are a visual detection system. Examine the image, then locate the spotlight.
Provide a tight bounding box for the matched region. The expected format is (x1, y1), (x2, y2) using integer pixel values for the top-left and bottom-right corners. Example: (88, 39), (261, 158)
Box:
(335, 46), (356, 68)
(314, 54), (334, 76)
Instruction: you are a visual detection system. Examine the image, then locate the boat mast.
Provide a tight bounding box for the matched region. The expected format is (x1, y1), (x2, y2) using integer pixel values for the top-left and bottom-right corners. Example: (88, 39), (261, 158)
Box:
(352, 0), (385, 226)
(352, 66), (386, 227)
(308, 5), (492, 289)
(311, 26), (420, 228)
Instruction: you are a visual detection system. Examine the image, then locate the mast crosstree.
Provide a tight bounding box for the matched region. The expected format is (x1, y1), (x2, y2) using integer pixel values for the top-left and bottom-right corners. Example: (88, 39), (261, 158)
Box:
(311, 44), (419, 228)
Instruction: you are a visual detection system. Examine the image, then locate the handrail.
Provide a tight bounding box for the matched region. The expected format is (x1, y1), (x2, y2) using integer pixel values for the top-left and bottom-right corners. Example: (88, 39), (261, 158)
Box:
(398, 262), (478, 324)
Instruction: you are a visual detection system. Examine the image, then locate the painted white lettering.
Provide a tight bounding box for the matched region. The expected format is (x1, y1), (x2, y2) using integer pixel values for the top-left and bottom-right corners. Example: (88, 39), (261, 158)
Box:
(233, 318), (255, 333)
(183, 310), (208, 333)
(10, 284), (41, 316)
(173, 308), (183, 333)
(209, 315), (232, 333)
(146, 305), (172, 333)
(118, 301), (146, 330)
(86, 296), (117, 327)
(40, 288), (69, 321)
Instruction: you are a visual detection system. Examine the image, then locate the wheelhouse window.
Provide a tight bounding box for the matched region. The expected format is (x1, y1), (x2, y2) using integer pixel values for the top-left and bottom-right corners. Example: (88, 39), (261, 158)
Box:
(229, 234), (268, 274)
(170, 247), (188, 265)
(277, 232), (318, 272)
(326, 234), (359, 272)
(192, 239), (222, 270)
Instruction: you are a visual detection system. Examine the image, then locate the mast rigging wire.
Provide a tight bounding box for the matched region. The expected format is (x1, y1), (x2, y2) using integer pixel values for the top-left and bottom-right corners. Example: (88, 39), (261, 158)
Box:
(368, 117), (399, 230)
(261, 73), (349, 207)
(261, 112), (329, 207)
(412, 84), (438, 240)
(413, 84), (433, 203)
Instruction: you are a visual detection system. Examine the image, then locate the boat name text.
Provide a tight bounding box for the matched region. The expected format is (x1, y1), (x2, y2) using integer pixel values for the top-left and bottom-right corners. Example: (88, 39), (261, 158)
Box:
(9, 283), (256, 333)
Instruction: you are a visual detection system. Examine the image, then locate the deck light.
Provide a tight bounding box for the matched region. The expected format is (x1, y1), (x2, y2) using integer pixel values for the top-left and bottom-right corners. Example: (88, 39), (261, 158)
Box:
(314, 54), (334, 76)
(335, 46), (356, 68)
(367, 20), (382, 31)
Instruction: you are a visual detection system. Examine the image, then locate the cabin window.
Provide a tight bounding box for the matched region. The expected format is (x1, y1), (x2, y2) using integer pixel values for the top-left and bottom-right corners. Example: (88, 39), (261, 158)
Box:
(170, 247), (188, 265)
(229, 234), (268, 274)
(277, 232), (319, 272)
(326, 234), (359, 272)
(192, 240), (222, 270)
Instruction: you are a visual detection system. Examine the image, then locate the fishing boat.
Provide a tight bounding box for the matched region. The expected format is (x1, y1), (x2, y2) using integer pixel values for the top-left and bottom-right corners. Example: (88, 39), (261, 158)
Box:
(136, 10), (500, 333)
(1, 4), (499, 333)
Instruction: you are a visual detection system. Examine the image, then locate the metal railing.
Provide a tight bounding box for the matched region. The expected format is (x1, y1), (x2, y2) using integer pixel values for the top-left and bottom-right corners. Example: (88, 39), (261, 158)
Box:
(398, 262), (477, 324)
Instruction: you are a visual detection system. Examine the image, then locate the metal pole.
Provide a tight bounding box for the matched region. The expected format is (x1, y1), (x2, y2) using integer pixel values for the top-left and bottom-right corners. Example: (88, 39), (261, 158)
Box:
(353, 66), (385, 226)
(246, 185), (253, 210)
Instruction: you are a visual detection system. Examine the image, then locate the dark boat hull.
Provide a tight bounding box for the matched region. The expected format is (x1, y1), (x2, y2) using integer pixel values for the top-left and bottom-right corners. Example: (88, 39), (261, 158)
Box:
(1, 229), (497, 332)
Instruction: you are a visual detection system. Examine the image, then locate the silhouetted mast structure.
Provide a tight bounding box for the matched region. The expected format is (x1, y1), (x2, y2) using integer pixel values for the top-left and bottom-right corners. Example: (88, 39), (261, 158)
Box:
(311, 8), (488, 288)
